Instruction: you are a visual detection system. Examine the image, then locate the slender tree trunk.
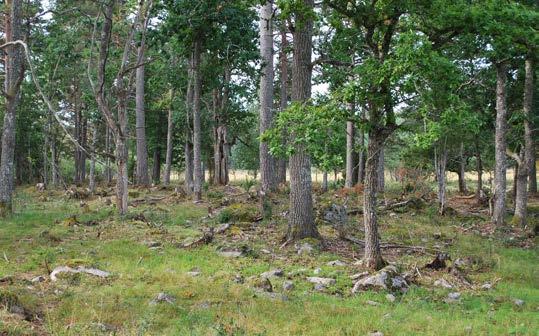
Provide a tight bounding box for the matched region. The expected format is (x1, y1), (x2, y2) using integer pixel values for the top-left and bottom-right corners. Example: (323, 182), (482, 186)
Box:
(259, 0), (277, 193)
(51, 137), (59, 187)
(135, 45), (150, 186)
(492, 62), (508, 226)
(345, 119), (355, 188)
(152, 146), (161, 184)
(287, 0), (318, 240)
(184, 64), (194, 192)
(530, 147), (537, 194)
(322, 171), (328, 192)
(213, 70), (231, 186)
(475, 141), (483, 203)
(192, 40), (203, 201)
(276, 23), (289, 185)
(0, 0), (23, 217)
(115, 87), (129, 215)
(437, 143), (448, 215)
(89, 123), (98, 193)
(357, 127), (365, 184)
(164, 89), (174, 186)
(105, 126), (112, 184)
(513, 57), (534, 226)
(458, 141), (467, 193)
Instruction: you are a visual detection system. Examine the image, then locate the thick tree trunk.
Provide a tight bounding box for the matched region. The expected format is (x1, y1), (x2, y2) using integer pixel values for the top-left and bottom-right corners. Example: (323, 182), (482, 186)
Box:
(0, 0), (23, 217)
(363, 131), (385, 269)
(377, 148), (385, 193)
(458, 141), (467, 193)
(192, 40), (203, 201)
(276, 24), (289, 185)
(530, 148), (537, 194)
(259, 0), (276, 193)
(345, 120), (355, 188)
(164, 89), (174, 186)
(436, 144), (448, 215)
(513, 57), (534, 226)
(135, 45), (150, 186)
(492, 63), (508, 226)
(184, 142), (193, 191)
(287, 0), (318, 240)
(152, 146), (161, 184)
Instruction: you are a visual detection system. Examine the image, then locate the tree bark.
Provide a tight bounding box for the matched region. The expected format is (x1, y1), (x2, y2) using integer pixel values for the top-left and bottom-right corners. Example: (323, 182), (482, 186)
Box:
(436, 143), (448, 215)
(492, 62), (508, 226)
(345, 120), (355, 188)
(163, 89), (174, 186)
(0, 0), (23, 217)
(184, 63), (194, 192)
(213, 70), (231, 186)
(458, 141), (467, 193)
(135, 45), (150, 186)
(377, 147), (385, 193)
(276, 23), (289, 185)
(513, 57), (534, 226)
(89, 123), (98, 194)
(152, 146), (161, 184)
(475, 141), (483, 203)
(322, 171), (328, 192)
(259, 0), (277, 193)
(287, 0), (318, 241)
(192, 40), (203, 201)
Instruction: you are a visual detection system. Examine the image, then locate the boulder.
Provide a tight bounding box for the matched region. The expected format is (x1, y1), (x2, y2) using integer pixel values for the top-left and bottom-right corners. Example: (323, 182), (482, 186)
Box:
(433, 278), (453, 289)
(260, 269), (284, 279)
(150, 292), (175, 305)
(352, 265), (408, 293)
(327, 260), (346, 267)
(307, 277), (336, 286)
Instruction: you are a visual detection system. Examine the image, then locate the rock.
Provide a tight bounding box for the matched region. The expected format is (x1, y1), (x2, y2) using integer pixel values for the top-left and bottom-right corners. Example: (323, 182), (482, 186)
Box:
(145, 241), (161, 248)
(31, 276), (46, 283)
(297, 243), (314, 255)
(366, 300), (379, 306)
(352, 265), (408, 293)
(446, 292), (461, 303)
(434, 278), (453, 289)
(353, 259), (364, 266)
(313, 268), (322, 275)
(306, 277), (336, 286)
(218, 250), (243, 258)
(36, 183), (45, 192)
(350, 272), (369, 280)
(314, 283), (326, 291)
(385, 294), (396, 303)
(260, 269), (284, 279)
(389, 212), (398, 218)
(369, 332), (384, 336)
(433, 232), (442, 240)
(513, 299), (524, 306)
(187, 271), (201, 277)
(481, 282), (492, 290)
(50, 266), (110, 281)
(283, 281), (294, 291)
(150, 292), (175, 305)
(254, 277), (273, 292)
(233, 274), (244, 284)
(327, 260), (346, 267)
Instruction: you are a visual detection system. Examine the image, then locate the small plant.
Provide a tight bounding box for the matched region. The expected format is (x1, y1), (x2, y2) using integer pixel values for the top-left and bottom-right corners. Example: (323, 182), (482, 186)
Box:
(240, 178), (257, 192)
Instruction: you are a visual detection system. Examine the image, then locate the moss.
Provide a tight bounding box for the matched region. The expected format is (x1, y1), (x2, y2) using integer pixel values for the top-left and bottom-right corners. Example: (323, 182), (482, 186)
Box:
(217, 203), (259, 223)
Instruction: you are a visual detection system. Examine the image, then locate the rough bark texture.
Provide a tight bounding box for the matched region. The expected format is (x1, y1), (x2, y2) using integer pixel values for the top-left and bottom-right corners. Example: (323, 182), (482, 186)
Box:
(436, 144), (448, 215)
(184, 66), (194, 192)
(357, 127), (365, 184)
(322, 171), (328, 192)
(530, 148), (537, 194)
(163, 89), (174, 186)
(345, 120), (355, 188)
(135, 45), (150, 186)
(89, 124), (98, 193)
(192, 40), (203, 201)
(475, 141), (483, 203)
(0, 0), (23, 217)
(363, 131), (385, 269)
(287, 0), (318, 240)
(513, 58), (534, 226)
(492, 63), (508, 226)
(152, 146), (161, 184)
(213, 70), (231, 186)
(276, 24), (289, 185)
(377, 148), (385, 193)
(259, 0), (277, 193)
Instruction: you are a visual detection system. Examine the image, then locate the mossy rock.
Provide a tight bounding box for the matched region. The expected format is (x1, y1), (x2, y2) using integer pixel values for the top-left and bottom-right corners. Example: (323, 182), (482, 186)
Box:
(217, 203), (260, 223)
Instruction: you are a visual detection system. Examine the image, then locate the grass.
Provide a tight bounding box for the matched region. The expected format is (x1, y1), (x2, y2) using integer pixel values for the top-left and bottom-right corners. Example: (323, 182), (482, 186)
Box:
(0, 184), (537, 335)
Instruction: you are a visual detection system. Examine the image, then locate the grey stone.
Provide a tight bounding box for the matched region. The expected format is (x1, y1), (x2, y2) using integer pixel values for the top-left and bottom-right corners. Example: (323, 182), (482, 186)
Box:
(352, 265), (407, 293)
(447, 292), (461, 302)
(31, 275), (46, 283)
(369, 332), (384, 336)
(150, 292), (175, 305)
(283, 281), (294, 291)
(297, 243), (315, 255)
(366, 300), (379, 306)
(513, 299), (525, 306)
(327, 260), (347, 267)
(218, 250), (243, 258)
(481, 282), (492, 290)
(385, 294), (396, 303)
(260, 269), (284, 279)
(307, 277), (336, 286)
(350, 272), (369, 280)
(434, 278), (453, 289)
(187, 271), (201, 277)
(313, 268), (322, 275)
(314, 283), (326, 291)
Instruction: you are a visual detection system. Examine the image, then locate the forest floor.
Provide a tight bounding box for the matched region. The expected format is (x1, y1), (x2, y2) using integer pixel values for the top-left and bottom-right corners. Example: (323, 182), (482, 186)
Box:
(0, 181), (538, 335)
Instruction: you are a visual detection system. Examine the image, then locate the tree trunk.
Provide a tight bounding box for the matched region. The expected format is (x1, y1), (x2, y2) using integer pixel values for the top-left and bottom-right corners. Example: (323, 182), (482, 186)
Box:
(184, 63), (194, 192)
(475, 142), (483, 202)
(513, 57), (534, 226)
(115, 86), (129, 215)
(135, 45), (150, 186)
(530, 147), (537, 194)
(287, 0), (318, 241)
(163, 89), (174, 186)
(436, 144), (448, 215)
(377, 147), (385, 193)
(492, 62), (508, 226)
(105, 126), (112, 184)
(152, 146), (161, 184)
(276, 23), (289, 185)
(259, 0), (276, 193)
(0, 0), (23, 217)
(322, 171), (328, 192)
(458, 141), (467, 193)
(363, 131), (385, 269)
(192, 40), (203, 201)
(345, 120), (355, 188)
(89, 123), (98, 194)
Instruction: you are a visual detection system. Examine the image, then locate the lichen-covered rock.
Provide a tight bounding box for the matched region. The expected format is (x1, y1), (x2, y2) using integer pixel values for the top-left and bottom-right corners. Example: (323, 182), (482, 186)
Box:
(352, 265), (408, 293)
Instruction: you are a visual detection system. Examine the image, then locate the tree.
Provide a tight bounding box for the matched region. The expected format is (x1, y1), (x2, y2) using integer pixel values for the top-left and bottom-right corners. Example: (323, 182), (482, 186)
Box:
(0, 0), (24, 217)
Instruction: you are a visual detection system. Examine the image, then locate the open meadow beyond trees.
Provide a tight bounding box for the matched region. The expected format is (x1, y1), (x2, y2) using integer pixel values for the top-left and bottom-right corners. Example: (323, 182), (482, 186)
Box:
(0, 0), (538, 335)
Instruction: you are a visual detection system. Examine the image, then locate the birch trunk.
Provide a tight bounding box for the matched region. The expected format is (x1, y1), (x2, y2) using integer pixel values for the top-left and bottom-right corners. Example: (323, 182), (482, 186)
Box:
(492, 63), (508, 226)
(163, 89), (174, 186)
(192, 40), (203, 201)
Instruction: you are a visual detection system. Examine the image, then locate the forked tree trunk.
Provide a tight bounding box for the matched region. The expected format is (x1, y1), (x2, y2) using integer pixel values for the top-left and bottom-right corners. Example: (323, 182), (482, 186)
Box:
(163, 89), (174, 186)
(513, 57), (534, 226)
(364, 131), (385, 269)
(345, 120), (355, 188)
(492, 62), (508, 226)
(0, 0), (23, 217)
(259, 0), (276, 193)
(287, 0), (318, 241)
(192, 40), (203, 201)
(135, 45), (150, 186)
